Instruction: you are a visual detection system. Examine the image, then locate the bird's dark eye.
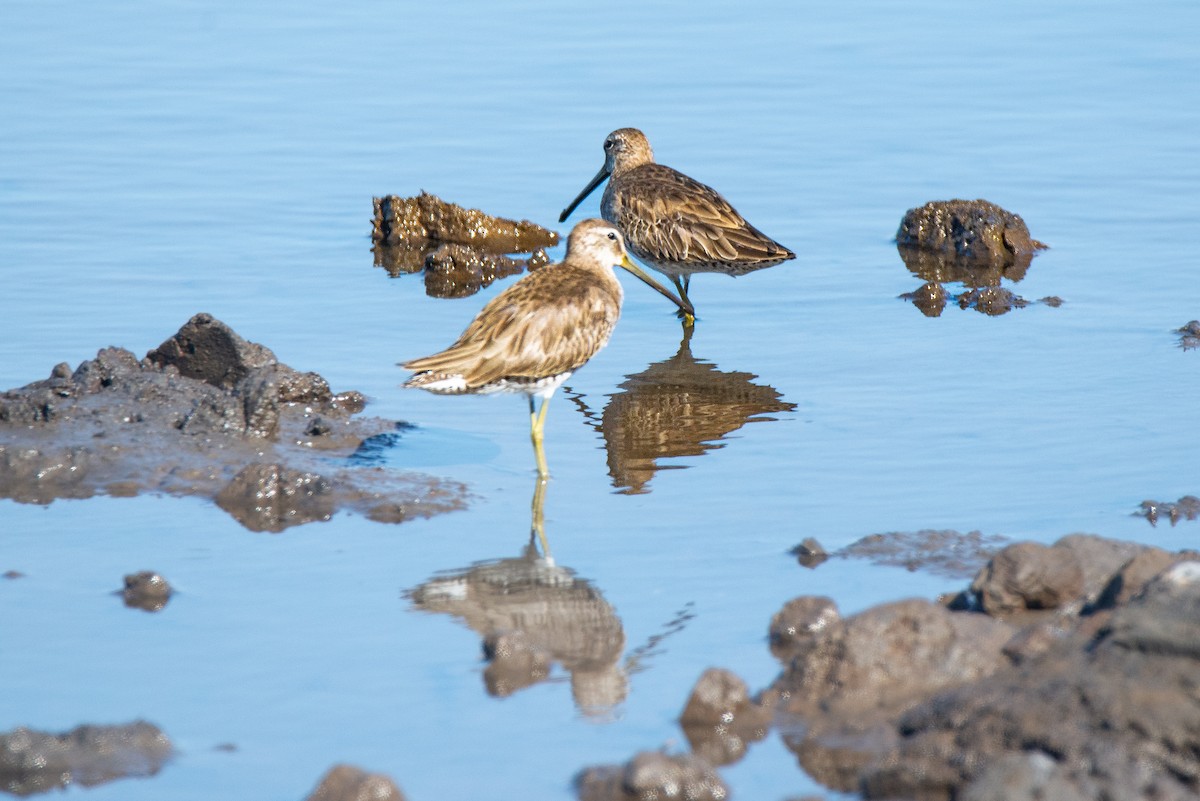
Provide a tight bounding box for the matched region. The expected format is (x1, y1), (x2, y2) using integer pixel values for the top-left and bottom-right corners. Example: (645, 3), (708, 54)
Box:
(607, 232), (617, 241)
(604, 140), (613, 150)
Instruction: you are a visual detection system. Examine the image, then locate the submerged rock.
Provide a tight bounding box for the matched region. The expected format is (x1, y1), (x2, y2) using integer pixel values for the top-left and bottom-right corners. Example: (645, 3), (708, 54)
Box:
(1176, 320), (1200, 350)
(679, 668), (771, 766)
(575, 751), (728, 801)
(120, 571), (173, 612)
(0, 720), (172, 795)
(0, 314), (467, 531)
(1138, 494), (1200, 526)
(837, 529), (1007, 579)
(303, 764), (407, 801)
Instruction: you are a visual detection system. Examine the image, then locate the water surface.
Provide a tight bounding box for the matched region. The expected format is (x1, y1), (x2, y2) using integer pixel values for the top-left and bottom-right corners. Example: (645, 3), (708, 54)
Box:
(3, 1), (1199, 799)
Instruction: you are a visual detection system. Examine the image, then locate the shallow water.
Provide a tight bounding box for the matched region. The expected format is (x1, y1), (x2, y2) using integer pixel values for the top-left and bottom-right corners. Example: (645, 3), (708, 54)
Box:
(3, 1), (1199, 799)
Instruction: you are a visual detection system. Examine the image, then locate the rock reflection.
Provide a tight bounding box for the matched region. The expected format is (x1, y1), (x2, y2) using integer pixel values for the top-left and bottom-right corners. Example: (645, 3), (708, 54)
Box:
(406, 479), (628, 717)
(596, 327), (795, 494)
(370, 192), (557, 299)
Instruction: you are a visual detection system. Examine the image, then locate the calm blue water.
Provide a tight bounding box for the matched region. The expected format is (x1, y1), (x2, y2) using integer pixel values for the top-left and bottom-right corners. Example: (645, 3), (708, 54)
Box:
(3, 1), (1199, 799)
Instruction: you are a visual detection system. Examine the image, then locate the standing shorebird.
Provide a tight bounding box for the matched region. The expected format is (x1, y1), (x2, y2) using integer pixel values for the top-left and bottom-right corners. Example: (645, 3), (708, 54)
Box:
(559, 128), (795, 321)
(401, 219), (684, 480)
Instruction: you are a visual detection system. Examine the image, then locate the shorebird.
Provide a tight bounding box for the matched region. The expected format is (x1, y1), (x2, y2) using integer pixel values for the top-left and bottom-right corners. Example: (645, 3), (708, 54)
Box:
(559, 128), (795, 321)
(402, 219), (684, 479)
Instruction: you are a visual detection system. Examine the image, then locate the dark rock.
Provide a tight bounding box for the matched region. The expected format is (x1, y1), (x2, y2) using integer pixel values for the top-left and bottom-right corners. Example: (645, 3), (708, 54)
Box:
(857, 559), (1200, 800)
(3, 570), (23, 579)
(575, 751), (728, 801)
(1139, 494), (1200, 526)
(970, 535), (1147, 616)
(789, 537), (828, 568)
(371, 192), (558, 252)
(679, 668), (770, 766)
(303, 763), (407, 801)
(0, 720), (171, 795)
(769, 596), (840, 662)
(764, 598), (1013, 720)
(896, 199), (1046, 265)
(1093, 547), (1200, 610)
(121, 571), (173, 612)
(1176, 320), (1200, 350)
(0, 316), (467, 530)
(145, 313), (274, 390)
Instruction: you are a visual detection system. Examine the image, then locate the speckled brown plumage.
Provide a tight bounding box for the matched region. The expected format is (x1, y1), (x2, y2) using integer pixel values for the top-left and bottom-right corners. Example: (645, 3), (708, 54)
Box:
(560, 128), (795, 314)
(403, 219), (683, 478)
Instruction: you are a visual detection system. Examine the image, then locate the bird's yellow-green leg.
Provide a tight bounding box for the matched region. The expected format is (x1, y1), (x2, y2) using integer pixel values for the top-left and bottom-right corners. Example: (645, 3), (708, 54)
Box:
(672, 276), (696, 327)
(530, 474), (551, 559)
(529, 396), (552, 479)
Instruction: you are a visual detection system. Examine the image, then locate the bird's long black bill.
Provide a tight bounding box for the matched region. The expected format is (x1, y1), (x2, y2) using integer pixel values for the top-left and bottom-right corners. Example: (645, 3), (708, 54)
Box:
(619, 256), (696, 318)
(559, 166), (609, 223)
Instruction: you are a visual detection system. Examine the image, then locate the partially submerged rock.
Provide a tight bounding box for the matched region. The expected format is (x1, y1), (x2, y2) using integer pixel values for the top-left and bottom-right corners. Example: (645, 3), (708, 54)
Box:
(303, 764), (407, 801)
(1177, 320), (1200, 350)
(896, 199), (1045, 265)
(0, 314), (467, 531)
(0, 720), (172, 795)
(895, 199), (1052, 316)
(679, 668), (771, 766)
(762, 533), (1200, 799)
(837, 529), (1007, 579)
(120, 571), (173, 612)
(1139, 494), (1200, 526)
(575, 751), (728, 801)
(371, 193), (557, 298)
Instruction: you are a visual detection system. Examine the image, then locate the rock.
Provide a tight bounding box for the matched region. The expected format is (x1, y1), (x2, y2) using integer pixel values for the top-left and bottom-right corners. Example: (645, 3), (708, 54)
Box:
(1138, 494), (1200, 526)
(898, 280), (947, 317)
(856, 558), (1200, 800)
(679, 668), (771, 766)
(765, 598), (1012, 719)
(371, 192), (558, 252)
(1093, 547), (1200, 610)
(575, 751), (728, 801)
(303, 764), (407, 801)
(0, 316), (467, 530)
(120, 571), (173, 612)
(0, 720), (172, 795)
(970, 535), (1148, 616)
(145, 313), (275, 390)
(768, 596), (839, 662)
(896, 199), (1046, 265)
(1176, 320), (1200, 350)
(789, 537), (829, 568)
(957, 286), (1029, 315)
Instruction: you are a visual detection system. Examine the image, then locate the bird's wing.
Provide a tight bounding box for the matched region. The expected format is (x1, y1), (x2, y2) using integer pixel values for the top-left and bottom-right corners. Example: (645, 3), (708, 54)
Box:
(403, 266), (621, 390)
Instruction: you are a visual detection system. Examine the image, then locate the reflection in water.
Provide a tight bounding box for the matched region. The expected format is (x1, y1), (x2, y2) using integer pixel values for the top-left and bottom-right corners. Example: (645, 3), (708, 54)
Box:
(371, 241), (547, 299)
(406, 477), (628, 716)
(896, 244), (1049, 318)
(594, 327), (795, 494)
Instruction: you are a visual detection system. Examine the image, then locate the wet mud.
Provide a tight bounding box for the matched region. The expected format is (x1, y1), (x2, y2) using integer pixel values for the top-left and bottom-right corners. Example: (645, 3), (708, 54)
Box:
(0, 720), (171, 795)
(895, 199), (1054, 316)
(0, 314), (467, 532)
(371, 193), (557, 298)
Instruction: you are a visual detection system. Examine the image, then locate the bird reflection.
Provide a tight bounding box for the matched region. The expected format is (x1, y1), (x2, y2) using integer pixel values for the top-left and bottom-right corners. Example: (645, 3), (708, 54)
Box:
(406, 477), (629, 716)
(591, 326), (795, 494)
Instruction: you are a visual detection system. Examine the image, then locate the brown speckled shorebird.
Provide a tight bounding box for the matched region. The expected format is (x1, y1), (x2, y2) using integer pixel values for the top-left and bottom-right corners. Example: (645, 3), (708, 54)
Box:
(402, 219), (684, 480)
(559, 128), (796, 322)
